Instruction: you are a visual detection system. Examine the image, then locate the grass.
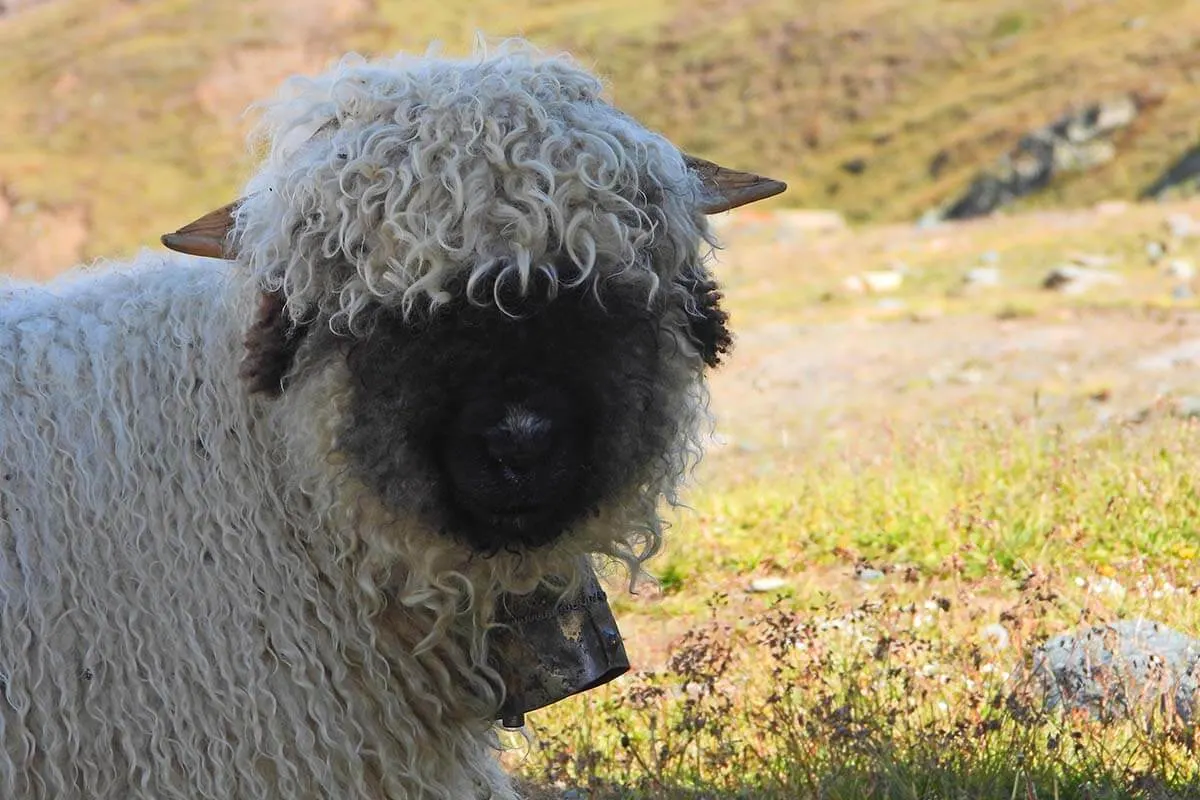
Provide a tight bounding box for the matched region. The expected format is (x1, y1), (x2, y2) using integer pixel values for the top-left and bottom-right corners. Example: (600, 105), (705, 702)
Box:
(3, 0), (1200, 277)
(506, 415), (1200, 799)
(501, 202), (1200, 798)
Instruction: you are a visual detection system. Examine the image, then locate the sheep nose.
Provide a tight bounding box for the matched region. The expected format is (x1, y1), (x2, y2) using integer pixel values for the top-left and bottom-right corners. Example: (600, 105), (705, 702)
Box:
(485, 407), (554, 470)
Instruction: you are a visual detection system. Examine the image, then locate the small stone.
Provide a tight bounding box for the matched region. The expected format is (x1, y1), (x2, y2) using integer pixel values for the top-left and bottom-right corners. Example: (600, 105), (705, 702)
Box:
(1166, 259), (1196, 281)
(952, 368), (985, 385)
(875, 298), (907, 312)
(963, 267), (1002, 287)
(1146, 240), (1167, 264)
(1070, 253), (1113, 268)
(748, 576), (789, 593)
(979, 250), (1001, 264)
(1173, 284), (1195, 301)
(1042, 265), (1123, 294)
(1167, 213), (1198, 240)
(855, 566), (885, 582)
(1174, 396), (1200, 419)
(861, 270), (904, 293)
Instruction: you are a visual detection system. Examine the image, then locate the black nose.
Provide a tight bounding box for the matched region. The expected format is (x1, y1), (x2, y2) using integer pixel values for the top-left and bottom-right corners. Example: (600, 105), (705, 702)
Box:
(485, 407), (554, 470)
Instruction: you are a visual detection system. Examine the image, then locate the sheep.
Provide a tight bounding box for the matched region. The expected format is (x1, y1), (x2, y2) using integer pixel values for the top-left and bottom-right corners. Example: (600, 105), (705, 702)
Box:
(0, 39), (784, 799)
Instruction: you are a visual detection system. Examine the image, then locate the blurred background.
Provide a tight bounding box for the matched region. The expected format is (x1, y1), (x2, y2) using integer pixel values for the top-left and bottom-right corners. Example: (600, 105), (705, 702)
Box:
(6, 2), (1200, 796)
(0, 0), (1197, 279)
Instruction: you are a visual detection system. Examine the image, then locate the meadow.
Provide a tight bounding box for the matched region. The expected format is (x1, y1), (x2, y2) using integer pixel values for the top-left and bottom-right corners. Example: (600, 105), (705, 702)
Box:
(506, 199), (1200, 799)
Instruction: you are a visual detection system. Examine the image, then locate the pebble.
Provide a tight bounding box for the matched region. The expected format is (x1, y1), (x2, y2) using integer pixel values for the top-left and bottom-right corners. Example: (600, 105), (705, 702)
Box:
(1042, 265), (1123, 293)
(963, 266), (1002, 287)
(748, 576), (789, 593)
(1166, 258), (1196, 281)
(855, 566), (885, 582)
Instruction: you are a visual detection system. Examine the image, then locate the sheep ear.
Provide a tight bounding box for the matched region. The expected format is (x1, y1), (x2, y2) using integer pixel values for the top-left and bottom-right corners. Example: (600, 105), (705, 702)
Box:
(680, 271), (732, 368)
(239, 289), (309, 397)
(161, 200), (241, 259)
(683, 154), (787, 214)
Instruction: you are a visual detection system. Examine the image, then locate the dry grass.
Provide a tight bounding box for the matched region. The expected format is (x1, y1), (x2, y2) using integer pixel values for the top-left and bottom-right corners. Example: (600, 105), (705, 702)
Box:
(2, 0), (1199, 278)
(505, 416), (1200, 799)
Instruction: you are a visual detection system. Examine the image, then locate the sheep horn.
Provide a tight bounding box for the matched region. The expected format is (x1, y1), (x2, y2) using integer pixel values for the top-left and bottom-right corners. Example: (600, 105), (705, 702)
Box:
(161, 200), (241, 259)
(159, 155), (785, 255)
(684, 154), (787, 214)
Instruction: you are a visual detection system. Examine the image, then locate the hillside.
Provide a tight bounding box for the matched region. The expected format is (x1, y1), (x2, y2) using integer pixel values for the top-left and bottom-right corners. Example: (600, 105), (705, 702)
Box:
(0, 0), (1198, 277)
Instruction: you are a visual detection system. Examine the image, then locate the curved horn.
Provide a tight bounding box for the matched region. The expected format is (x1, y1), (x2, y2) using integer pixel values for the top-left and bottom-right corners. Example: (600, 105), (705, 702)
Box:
(161, 200), (241, 259)
(684, 154), (787, 214)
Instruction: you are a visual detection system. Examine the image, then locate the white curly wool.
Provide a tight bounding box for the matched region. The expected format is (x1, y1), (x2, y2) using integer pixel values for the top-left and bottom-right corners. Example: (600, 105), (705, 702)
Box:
(0, 39), (743, 799)
(235, 40), (708, 332)
(1, 256), (514, 798)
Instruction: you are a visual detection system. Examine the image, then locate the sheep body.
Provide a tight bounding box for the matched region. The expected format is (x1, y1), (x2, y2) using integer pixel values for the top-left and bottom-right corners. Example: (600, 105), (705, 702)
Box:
(0, 39), (783, 799)
(1, 256), (510, 798)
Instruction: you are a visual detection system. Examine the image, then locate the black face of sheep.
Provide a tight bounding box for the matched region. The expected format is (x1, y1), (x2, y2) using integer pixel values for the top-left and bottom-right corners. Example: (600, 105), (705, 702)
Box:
(337, 271), (702, 552)
(161, 157), (778, 558)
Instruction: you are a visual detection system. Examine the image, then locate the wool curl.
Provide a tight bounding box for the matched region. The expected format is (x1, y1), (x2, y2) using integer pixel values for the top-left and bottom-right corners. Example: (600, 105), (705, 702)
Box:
(232, 38), (714, 333)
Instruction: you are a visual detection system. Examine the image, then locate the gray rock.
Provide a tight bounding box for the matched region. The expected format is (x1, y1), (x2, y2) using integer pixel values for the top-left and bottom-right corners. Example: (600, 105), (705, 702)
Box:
(855, 566), (885, 583)
(1142, 146), (1200, 201)
(938, 94), (1142, 221)
(1173, 284), (1195, 301)
(1042, 265), (1123, 293)
(1166, 259), (1196, 281)
(1070, 253), (1113, 268)
(843, 269), (904, 294)
(1030, 618), (1200, 723)
(1174, 396), (1200, 419)
(1146, 240), (1167, 264)
(1136, 339), (1200, 371)
(963, 267), (1002, 288)
(1167, 213), (1199, 240)
(748, 576), (789, 593)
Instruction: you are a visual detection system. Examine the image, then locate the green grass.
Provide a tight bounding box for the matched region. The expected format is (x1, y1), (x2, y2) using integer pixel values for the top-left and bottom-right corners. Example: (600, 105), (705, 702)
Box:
(3, 0), (1200, 277)
(509, 415), (1200, 799)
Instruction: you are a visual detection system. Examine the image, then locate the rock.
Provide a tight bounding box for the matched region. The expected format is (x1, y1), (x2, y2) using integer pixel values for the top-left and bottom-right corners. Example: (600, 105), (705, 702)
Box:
(979, 250), (1001, 265)
(1173, 285), (1195, 301)
(1030, 618), (1200, 723)
(875, 298), (907, 312)
(1136, 339), (1200, 371)
(1070, 253), (1113, 268)
(936, 93), (1144, 221)
(863, 270), (904, 293)
(1141, 145), (1200, 201)
(951, 368), (985, 385)
(1165, 259), (1196, 281)
(748, 577), (789, 593)
(855, 566), (885, 583)
(1174, 396), (1200, 419)
(1146, 240), (1167, 264)
(840, 158), (868, 175)
(1041, 265), (1123, 293)
(1166, 213), (1199, 240)
(842, 269), (904, 294)
(963, 267), (1002, 288)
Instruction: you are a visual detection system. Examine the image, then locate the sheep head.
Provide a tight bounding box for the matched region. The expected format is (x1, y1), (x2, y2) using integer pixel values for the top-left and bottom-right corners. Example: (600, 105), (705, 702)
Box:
(157, 47), (786, 565)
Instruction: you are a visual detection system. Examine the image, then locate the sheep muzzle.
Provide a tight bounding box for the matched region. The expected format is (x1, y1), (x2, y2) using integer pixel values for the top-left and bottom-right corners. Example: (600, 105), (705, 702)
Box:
(490, 566), (629, 729)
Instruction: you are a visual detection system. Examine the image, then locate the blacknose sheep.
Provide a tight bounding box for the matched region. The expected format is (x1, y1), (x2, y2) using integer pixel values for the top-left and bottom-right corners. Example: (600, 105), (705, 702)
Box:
(0, 39), (784, 799)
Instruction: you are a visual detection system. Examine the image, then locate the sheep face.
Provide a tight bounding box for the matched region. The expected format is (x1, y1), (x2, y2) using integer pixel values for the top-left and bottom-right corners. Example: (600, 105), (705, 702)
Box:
(161, 44), (782, 571)
(330, 269), (722, 554)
